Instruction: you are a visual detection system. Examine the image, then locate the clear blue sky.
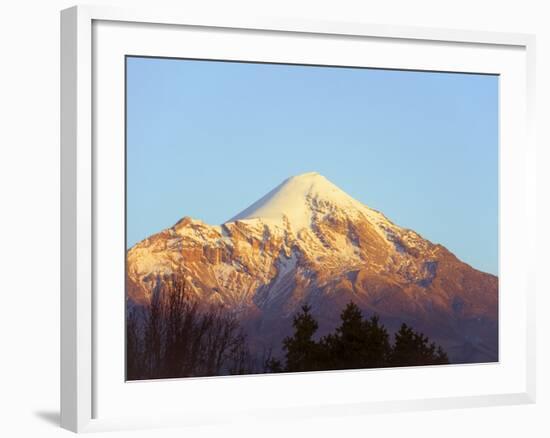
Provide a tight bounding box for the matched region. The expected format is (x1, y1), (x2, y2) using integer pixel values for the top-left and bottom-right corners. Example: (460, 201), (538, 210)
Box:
(126, 57), (498, 275)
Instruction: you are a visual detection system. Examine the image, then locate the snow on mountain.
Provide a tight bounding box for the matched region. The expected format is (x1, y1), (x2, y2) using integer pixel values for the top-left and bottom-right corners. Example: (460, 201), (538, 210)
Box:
(230, 172), (386, 231)
(126, 172), (498, 363)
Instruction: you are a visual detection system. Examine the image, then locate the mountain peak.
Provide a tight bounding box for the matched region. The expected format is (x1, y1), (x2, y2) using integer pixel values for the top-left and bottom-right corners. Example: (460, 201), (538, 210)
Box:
(284, 171), (337, 192)
(290, 171), (323, 180)
(227, 172), (376, 231)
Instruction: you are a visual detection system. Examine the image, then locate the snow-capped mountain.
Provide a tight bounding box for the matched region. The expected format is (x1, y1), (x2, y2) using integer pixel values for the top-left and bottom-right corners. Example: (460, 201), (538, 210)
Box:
(127, 172), (498, 363)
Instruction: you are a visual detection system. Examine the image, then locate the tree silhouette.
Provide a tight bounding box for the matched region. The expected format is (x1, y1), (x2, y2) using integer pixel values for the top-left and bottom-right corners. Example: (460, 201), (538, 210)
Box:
(126, 306), (143, 380)
(143, 280), (164, 378)
(362, 314), (392, 368)
(282, 304), (322, 372)
(269, 301), (449, 373)
(263, 347), (284, 373)
(389, 323), (449, 367)
(163, 275), (189, 378)
(265, 356), (284, 373)
(126, 274), (253, 380)
(127, 289), (451, 379)
(321, 303), (391, 370)
(321, 302), (366, 369)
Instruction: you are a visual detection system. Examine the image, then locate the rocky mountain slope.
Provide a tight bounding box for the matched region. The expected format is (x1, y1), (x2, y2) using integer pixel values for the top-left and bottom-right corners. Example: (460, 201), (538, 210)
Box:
(127, 172), (498, 363)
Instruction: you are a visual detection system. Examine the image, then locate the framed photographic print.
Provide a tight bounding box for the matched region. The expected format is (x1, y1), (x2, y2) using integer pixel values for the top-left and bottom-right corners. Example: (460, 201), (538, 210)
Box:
(61, 5), (536, 433)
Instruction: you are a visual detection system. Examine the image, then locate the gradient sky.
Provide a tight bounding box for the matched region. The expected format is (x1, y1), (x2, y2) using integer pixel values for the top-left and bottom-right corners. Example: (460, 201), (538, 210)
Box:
(126, 56), (498, 275)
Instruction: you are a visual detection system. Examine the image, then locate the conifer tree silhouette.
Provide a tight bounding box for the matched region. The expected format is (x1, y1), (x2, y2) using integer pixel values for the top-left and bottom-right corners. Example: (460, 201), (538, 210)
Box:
(390, 323), (449, 367)
(283, 304), (322, 372)
(272, 301), (449, 373)
(321, 303), (391, 369)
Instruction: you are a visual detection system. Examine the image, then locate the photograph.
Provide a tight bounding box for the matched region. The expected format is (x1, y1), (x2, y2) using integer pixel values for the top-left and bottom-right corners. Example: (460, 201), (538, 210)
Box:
(125, 56), (499, 380)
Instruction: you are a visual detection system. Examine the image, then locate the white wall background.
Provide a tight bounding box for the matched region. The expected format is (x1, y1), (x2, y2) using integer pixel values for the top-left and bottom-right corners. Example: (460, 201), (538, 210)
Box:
(0, 0), (547, 436)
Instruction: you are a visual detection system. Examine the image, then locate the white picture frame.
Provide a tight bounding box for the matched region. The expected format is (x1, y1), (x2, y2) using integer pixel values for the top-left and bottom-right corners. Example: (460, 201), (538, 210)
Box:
(60, 4), (537, 433)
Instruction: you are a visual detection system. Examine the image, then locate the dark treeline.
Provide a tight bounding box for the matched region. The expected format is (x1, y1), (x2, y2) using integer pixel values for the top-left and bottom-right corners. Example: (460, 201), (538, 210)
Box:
(265, 303), (449, 373)
(127, 278), (449, 380)
(126, 275), (253, 380)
